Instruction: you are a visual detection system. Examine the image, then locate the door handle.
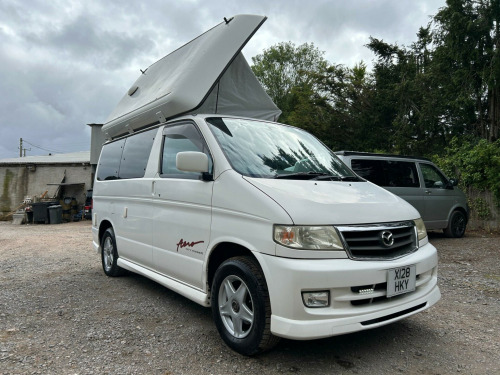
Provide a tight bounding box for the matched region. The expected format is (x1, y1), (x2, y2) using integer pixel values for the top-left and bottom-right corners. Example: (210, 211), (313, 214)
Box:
(425, 190), (431, 195)
(152, 181), (156, 196)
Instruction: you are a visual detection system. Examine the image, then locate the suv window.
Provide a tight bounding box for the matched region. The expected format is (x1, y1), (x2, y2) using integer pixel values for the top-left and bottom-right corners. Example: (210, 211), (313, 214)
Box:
(351, 159), (419, 188)
(420, 163), (448, 189)
(351, 159), (384, 185)
(97, 129), (156, 181)
(97, 139), (125, 181)
(118, 128), (156, 179)
(160, 123), (212, 179)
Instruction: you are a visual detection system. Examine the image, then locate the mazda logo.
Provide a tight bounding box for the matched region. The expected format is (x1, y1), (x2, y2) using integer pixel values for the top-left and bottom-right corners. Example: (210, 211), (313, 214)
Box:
(380, 230), (394, 247)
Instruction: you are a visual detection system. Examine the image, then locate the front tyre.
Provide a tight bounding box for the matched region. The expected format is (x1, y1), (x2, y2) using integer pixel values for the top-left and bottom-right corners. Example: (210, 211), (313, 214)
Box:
(101, 228), (126, 277)
(211, 256), (279, 355)
(444, 210), (467, 238)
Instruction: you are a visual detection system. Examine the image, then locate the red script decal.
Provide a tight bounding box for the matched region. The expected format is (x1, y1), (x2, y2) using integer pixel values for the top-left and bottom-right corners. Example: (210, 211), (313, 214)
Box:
(176, 239), (204, 252)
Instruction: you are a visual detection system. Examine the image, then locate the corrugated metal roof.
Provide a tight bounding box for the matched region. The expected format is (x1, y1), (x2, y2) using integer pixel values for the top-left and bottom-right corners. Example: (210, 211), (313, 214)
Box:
(0, 151), (90, 165)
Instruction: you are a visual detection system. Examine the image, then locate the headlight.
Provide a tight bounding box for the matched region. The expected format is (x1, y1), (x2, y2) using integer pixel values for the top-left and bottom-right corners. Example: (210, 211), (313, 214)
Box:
(414, 218), (427, 241)
(274, 225), (344, 250)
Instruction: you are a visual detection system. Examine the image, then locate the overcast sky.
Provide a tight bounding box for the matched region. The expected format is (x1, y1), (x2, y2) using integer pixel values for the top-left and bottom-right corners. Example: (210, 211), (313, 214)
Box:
(0, 0), (446, 159)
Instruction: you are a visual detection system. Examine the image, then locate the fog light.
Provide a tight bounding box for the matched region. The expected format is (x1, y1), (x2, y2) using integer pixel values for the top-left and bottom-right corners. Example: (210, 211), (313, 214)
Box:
(302, 291), (330, 308)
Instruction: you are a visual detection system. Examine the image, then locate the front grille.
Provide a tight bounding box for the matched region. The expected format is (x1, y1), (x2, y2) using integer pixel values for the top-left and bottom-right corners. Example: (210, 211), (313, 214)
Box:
(337, 221), (417, 260)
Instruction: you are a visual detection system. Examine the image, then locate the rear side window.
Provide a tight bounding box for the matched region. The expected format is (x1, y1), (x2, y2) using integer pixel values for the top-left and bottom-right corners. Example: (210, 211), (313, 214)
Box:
(351, 159), (384, 185)
(118, 129), (156, 179)
(383, 160), (419, 188)
(96, 128), (156, 181)
(97, 139), (125, 181)
(351, 159), (419, 188)
(161, 123), (212, 179)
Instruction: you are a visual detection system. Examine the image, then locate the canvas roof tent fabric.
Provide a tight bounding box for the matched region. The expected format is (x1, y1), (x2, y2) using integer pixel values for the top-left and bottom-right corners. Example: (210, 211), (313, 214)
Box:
(102, 14), (281, 140)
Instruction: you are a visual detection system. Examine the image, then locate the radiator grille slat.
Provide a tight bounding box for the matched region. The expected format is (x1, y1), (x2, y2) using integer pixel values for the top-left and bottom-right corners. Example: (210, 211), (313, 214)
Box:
(337, 221), (418, 260)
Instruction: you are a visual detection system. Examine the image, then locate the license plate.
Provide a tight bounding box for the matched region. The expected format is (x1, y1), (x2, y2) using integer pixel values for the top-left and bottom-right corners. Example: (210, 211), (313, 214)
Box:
(387, 265), (416, 297)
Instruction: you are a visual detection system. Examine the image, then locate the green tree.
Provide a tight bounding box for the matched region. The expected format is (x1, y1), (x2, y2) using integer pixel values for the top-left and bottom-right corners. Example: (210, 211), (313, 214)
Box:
(367, 27), (449, 156)
(252, 42), (381, 151)
(365, 0), (500, 154)
(311, 62), (382, 151)
(432, 0), (500, 142)
(251, 0), (500, 156)
(285, 84), (332, 143)
(251, 42), (328, 124)
(435, 136), (500, 199)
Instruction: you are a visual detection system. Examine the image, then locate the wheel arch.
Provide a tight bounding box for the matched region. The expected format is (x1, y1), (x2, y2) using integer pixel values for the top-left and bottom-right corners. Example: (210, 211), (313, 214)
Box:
(206, 242), (260, 291)
(98, 220), (113, 245)
(448, 205), (469, 223)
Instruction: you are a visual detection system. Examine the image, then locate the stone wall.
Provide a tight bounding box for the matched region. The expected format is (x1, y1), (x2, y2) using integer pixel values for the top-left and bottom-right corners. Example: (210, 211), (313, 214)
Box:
(0, 164), (92, 218)
(466, 188), (500, 232)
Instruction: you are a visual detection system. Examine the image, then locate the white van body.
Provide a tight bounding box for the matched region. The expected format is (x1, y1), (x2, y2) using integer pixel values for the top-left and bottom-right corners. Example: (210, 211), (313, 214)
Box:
(92, 115), (440, 354)
(92, 15), (440, 355)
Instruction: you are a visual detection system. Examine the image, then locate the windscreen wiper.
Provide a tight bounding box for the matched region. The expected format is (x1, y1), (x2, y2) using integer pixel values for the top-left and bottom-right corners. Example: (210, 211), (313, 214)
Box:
(312, 175), (361, 181)
(274, 172), (332, 180)
(274, 172), (361, 181)
(341, 176), (362, 182)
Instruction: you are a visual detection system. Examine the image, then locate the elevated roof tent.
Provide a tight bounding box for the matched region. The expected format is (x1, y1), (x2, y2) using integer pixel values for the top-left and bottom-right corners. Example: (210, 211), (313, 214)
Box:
(102, 14), (281, 140)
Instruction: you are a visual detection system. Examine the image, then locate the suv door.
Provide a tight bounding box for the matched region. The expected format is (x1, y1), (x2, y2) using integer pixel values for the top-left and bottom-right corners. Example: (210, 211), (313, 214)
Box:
(152, 122), (213, 289)
(418, 162), (456, 229)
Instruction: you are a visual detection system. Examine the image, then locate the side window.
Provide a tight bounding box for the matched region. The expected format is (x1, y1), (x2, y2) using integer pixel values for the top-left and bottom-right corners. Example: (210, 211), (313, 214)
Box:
(420, 163), (448, 189)
(351, 159), (385, 186)
(160, 123), (212, 179)
(351, 159), (420, 188)
(118, 128), (156, 179)
(382, 161), (420, 188)
(96, 139), (125, 181)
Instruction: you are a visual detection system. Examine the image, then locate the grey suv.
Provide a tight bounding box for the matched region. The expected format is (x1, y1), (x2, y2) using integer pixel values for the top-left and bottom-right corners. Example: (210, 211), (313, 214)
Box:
(336, 151), (469, 238)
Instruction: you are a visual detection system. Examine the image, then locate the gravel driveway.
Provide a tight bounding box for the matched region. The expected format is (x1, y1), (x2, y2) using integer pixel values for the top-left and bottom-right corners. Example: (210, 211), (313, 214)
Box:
(0, 221), (499, 375)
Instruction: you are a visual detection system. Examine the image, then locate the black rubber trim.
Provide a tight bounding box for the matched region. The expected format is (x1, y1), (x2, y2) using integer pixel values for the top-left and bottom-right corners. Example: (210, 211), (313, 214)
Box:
(360, 302), (427, 326)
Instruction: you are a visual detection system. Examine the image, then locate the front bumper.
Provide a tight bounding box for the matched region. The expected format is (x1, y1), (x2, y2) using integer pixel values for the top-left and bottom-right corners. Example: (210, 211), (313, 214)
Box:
(254, 242), (440, 340)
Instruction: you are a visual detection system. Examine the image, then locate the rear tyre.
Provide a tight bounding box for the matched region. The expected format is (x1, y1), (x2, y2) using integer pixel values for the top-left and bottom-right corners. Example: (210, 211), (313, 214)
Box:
(101, 228), (126, 277)
(211, 256), (279, 355)
(444, 210), (467, 238)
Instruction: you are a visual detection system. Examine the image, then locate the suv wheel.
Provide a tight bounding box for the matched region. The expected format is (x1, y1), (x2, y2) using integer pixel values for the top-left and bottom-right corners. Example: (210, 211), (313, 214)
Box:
(444, 210), (467, 238)
(211, 256), (279, 355)
(101, 228), (126, 276)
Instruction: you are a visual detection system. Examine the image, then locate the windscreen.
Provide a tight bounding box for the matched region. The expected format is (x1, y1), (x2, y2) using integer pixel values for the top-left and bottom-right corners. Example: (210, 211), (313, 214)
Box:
(206, 117), (358, 180)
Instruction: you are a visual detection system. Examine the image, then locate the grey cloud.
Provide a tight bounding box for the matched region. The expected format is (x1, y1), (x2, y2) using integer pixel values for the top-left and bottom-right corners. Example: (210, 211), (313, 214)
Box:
(0, 0), (446, 159)
(20, 14), (155, 70)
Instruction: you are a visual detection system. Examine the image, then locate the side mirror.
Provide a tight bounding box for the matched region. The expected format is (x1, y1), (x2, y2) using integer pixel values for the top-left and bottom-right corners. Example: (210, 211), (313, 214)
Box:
(434, 181), (444, 188)
(447, 178), (458, 189)
(176, 151), (209, 173)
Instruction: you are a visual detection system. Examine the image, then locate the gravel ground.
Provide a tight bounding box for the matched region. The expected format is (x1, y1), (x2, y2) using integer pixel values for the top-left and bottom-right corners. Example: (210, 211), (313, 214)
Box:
(0, 221), (499, 375)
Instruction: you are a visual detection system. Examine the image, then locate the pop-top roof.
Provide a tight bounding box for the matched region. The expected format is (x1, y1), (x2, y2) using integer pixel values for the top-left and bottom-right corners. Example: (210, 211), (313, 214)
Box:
(102, 14), (281, 139)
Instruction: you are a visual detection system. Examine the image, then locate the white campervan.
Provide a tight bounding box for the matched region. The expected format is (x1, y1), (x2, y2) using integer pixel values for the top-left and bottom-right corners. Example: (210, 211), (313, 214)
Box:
(92, 15), (440, 355)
